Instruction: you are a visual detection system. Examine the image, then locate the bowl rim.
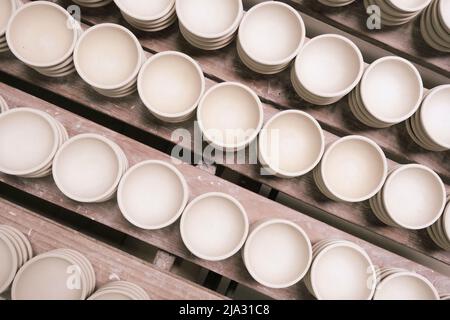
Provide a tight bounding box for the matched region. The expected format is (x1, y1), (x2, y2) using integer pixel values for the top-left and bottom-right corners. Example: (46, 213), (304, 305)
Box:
(294, 34), (364, 98)
(117, 159), (189, 230)
(243, 218), (312, 288)
(137, 51), (205, 120)
(374, 270), (440, 300)
(114, 0), (175, 21)
(381, 163), (446, 230)
(6, 1), (79, 68)
(0, 107), (60, 176)
(360, 56), (424, 124)
(180, 192), (249, 261)
(196, 81), (264, 151)
(52, 133), (125, 203)
(176, 0), (243, 40)
(310, 240), (377, 300)
(419, 84), (450, 149)
(0, 0), (17, 37)
(258, 110), (325, 177)
(73, 23), (143, 90)
(320, 135), (388, 203)
(238, 1), (306, 67)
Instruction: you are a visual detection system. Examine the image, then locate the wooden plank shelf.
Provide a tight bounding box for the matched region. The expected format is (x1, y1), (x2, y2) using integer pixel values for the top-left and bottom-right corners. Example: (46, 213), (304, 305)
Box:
(1, 83), (449, 299)
(286, 0), (450, 79)
(0, 199), (225, 300)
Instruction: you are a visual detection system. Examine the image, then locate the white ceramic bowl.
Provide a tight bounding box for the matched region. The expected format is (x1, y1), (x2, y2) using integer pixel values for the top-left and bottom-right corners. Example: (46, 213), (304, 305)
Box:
(74, 23), (143, 93)
(0, 108), (60, 176)
(52, 134), (127, 203)
(114, 0), (174, 22)
(180, 192), (249, 261)
(197, 82), (263, 151)
(118, 160), (189, 230)
(238, 1), (305, 71)
(388, 0), (432, 13)
(138, 51), (205, 123)
(243, 219), (312, 288)
(374, 271), (439, 300)
(381, 164), (445, 229)
(293, 34), (363, 103)
(176, 0), (243, 40)
(6, 1), (78, 68)
(258, 110), (325, 177)
(0, 0), (18, 40)
(307, 240), (376, 300)
(0, 232), (18, 294)
(359, 56), (423, 125)
(317, 135), (388, 202)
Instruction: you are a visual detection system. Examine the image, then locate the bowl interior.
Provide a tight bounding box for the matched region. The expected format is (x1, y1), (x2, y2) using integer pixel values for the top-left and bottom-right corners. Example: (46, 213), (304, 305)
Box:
(384, 166), (445, 229)
(260, 112), (323, 175)
(76, 26), (140, 87)
(140, 54), (203, 116)
(177, 0), (241, 36)
(312, 244), (374, 300)
(240, 3), (303, 64)
(421, 86), (450, 148)
(8, 3), (75, 65)
(54, 137), (120, 200)
(120, 162), (186, 228)
(0, 110), (57, 173)
(362, 58), (422, 122)
(375, 273), (438, 300)
(199, 84), (261, 148)
(322, 138), (386, 201)
(246, 222), (310, 287)
(182, 195), (247, 259)
(296, 36), (362, 96)
(0, 0), (13, 35)
(439, 0), (450, 29)
(13, 256), (83, 300)
(116, 0), (172, 18)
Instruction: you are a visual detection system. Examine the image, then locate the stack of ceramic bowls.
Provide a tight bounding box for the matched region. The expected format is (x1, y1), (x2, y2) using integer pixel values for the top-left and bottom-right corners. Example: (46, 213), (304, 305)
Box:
(243, 219), (312, 288)
(374, 268), (439, 300)
(180, 193), (249, 261)
(258, 110), (325, 178)
(138, 51), (205, 123)
(12, 248), (96, 300)
(0, 225), (33, 295)
(314, 136), (388, 203)
(427, 197), (450, 250)
(319, 0), (356, 7)
(349, 57), (423, 128)
(421, 0), (450, 52)
(176, 0), (243, 50)
(0, 108), (68, 178)
(6, 1), (81, 77)
(88, 281), (149, 300)
(364, 0), (431, 26)
(0, 0), (21, 53)
(370, 164), (446, 230)
(72, 0), (112, 8)
(52, 133), (128, 203)
(114, 0), (176, 32)
(118, 160), (189, 230)
(304, 239), (377, 300)
(407, 84), (450, 151)
(197, 82), (263, 152)
(238, 2), (305, 74)
(292, 34), (364, 105)
(0, 96), (9, 113)
(74, 23), (144, 98)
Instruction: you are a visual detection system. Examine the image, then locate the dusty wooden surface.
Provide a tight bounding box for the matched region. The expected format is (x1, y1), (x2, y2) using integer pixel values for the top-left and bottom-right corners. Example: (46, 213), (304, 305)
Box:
(0, 199), (224, 300)
(287, 0), (450, 78)
(1, 84), (450, 299)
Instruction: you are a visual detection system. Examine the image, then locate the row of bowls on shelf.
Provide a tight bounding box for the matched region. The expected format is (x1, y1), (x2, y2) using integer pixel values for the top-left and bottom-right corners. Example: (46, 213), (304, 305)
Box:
(322, 0), (450, 53)
(0, 224), (149, 300)
(0, 106), (449, 294)
(1, 2), (448, 152)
